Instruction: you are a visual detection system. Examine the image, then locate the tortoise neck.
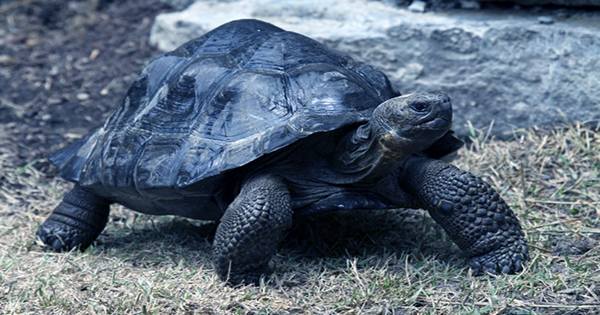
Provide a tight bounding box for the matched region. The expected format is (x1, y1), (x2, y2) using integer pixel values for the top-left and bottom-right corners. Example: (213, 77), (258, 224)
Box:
(333, 123), (404, 183)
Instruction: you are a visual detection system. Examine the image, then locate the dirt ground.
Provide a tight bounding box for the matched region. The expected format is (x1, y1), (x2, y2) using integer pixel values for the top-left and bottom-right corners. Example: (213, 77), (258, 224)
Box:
(0, 1), (599, 314)
(0, 0), (170, 169)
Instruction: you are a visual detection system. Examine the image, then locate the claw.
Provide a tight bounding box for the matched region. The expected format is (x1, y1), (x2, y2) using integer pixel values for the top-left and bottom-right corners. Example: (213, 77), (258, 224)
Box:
(51, 237), (65, 251)
(37, 223), (76, 252)
(514, 262), (523, 272)
(468, 242), (528, 275)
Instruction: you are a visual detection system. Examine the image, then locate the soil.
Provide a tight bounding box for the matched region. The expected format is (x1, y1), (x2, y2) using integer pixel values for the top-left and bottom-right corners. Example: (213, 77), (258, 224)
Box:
(0, 0), (174, 171)
(552, 236), (595, 256)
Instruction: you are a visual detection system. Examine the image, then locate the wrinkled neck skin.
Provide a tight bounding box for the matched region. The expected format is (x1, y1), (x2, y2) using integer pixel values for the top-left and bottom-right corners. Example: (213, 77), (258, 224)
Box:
(333, 122), (410, 184)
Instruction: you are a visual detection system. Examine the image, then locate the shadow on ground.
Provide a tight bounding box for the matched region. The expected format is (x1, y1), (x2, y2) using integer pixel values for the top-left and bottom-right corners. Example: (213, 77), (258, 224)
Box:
(92, 208), (464, 281)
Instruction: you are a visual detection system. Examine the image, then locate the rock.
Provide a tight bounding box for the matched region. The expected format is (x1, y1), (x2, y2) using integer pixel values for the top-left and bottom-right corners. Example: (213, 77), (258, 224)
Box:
(150, 0), (600, 138)
(552, 237), (595, 256)
(0, 55), (15, 65)
(76, 93), (90, 101)
(408, 1), (427, 12)
(537, 16), (554, 24)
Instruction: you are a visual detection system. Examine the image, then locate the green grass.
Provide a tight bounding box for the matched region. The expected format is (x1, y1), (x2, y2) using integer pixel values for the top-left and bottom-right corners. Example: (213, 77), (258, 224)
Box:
(0, 125), (599, 314)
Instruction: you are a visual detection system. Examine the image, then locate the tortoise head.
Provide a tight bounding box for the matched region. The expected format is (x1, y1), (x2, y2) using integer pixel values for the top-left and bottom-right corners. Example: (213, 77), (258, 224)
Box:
(371, 92), (453, 154)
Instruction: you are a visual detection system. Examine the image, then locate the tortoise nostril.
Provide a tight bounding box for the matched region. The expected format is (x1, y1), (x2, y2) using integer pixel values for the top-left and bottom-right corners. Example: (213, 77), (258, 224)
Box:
(410, 101), (431, 113)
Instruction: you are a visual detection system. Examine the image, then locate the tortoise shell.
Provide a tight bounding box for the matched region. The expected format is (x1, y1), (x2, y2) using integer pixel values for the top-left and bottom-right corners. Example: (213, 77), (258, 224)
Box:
(51, 19), (396, 206)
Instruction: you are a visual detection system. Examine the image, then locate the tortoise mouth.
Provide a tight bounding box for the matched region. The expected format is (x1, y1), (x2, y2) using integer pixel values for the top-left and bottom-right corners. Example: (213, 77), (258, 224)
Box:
(418, 117), (451, 130)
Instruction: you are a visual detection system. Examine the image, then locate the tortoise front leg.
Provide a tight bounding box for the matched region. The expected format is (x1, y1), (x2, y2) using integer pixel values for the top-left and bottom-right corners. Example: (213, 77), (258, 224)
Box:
(399, 156), (528, 275)
(213, 174), (292, 284)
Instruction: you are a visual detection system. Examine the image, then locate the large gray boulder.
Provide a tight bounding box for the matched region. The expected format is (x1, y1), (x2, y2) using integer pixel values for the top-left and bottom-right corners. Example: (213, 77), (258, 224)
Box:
(150, 0), (600, 138)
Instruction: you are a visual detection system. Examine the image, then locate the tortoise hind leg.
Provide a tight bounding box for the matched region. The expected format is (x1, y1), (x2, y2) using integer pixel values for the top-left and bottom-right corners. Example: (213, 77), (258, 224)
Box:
(213, 174), (292, 284)
(399, 156), (528, 275)
(37, 185), (110, 251)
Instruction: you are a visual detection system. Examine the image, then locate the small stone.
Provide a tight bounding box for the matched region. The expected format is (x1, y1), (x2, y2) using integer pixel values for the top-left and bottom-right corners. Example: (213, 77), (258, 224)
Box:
(89, 49), (100, 60)
(0, 55), (14, 65)
(65, 132), (84, 140)
(395, 62), (424, 81)
(76, 93), (90, 101)
(47, 97), (63, 105)
(408, 1), (426, 13)
(460, 1), (480, 10)
(538, 16), (555, 25)
(49, 66), (60, 76)
(512, 102), (529, 112)
(25, 37), (39, 47)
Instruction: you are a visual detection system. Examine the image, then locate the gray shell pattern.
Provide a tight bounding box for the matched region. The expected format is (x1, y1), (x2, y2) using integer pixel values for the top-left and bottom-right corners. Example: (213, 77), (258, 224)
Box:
(50, 19), (396, 191)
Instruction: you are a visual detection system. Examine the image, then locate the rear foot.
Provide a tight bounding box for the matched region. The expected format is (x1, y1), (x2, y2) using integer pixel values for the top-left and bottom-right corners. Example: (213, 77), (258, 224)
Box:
(37, 186), (110, 251)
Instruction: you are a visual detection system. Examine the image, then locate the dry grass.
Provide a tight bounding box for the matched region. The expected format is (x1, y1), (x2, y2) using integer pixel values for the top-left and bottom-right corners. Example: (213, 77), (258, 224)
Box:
(0, 124), (599, 314)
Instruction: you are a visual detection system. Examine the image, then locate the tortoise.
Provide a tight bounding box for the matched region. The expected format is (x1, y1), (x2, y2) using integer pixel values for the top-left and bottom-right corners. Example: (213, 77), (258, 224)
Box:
(37, 19), (528, 283)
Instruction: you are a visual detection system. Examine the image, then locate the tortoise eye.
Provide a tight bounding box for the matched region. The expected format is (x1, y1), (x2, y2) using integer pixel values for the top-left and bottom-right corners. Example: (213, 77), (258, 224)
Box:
(409, 101), (431, 113)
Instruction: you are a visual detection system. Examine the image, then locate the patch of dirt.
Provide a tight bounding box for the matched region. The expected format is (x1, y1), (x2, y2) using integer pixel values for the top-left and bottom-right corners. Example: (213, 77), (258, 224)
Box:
(0, 0), (173, 170)
(552, 236), (596, 256)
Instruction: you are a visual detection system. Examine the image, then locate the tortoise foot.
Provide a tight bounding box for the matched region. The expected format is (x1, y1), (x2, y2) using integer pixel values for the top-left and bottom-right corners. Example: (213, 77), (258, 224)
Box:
(468, 239), (529, 275)
(213, 174), (292, 285)
(219, 266), (272, 286)
(37, 186), (110, 251)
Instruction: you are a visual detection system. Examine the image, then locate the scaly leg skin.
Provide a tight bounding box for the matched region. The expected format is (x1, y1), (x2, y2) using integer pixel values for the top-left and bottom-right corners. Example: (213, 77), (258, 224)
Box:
(37, 186), (110, 251)
(213, 174), (292, 285)
(400, 156), (529, 275)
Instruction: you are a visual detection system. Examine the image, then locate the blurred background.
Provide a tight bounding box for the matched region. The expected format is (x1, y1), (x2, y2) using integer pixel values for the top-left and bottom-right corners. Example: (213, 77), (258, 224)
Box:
(149, 0), (600, 139)
(1, 0), (599, 170)
(0, 1), (598, 313)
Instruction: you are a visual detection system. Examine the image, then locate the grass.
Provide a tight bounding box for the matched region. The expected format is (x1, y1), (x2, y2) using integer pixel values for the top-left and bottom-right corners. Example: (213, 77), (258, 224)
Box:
(0, 124), (598, 314)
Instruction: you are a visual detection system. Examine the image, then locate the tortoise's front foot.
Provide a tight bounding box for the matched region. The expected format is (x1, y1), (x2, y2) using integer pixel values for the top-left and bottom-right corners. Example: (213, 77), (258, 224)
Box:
(468, 236), (528, 275)
(400, 157), (529, 275)
(213, 174), (292, 285)
(37, 186), (110, 252)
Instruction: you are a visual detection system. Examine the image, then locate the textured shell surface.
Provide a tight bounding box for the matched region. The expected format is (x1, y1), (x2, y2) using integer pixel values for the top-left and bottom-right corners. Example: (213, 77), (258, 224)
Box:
(52, 19), (395, 198)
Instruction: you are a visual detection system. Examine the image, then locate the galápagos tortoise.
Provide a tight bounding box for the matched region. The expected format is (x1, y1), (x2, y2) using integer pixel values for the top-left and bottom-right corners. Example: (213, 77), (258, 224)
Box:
(37, 19), (528, 283)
